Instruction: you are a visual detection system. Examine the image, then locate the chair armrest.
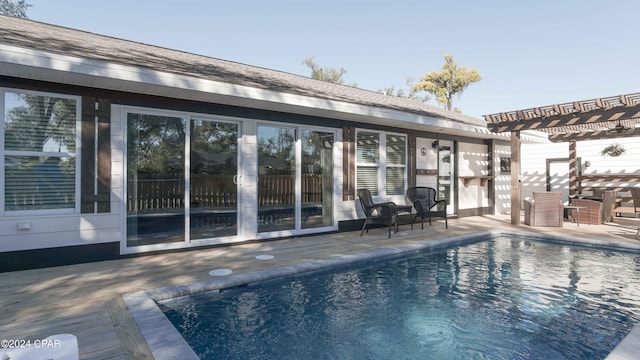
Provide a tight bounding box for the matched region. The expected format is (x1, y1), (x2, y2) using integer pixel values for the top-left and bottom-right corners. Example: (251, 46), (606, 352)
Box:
(412, 200), (424, 214)
(432, 199), (447, 211)
(523, 199), (533, 225)
(377, 201), (396, 206)
(374, 202), (397, 216)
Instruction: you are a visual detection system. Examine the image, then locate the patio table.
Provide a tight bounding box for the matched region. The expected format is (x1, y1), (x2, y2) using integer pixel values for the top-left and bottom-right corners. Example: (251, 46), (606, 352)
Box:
(396, 205), (413, 229)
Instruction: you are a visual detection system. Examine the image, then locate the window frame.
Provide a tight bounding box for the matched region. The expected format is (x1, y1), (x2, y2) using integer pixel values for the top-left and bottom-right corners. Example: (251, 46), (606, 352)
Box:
(1, 88), (82, 215)
(355, 129), (407, 198)
(385, 133), (408, 196)
(355, 130), (381, 196)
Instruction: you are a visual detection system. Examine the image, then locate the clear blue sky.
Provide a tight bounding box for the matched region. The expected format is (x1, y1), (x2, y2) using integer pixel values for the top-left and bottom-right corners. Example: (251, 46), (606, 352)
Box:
(27, 0), (640, 118)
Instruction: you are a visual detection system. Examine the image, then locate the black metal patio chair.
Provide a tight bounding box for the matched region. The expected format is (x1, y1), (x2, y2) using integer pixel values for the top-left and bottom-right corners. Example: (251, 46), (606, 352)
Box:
(357, 189), (398, 238)
(406, 186), (448, 229)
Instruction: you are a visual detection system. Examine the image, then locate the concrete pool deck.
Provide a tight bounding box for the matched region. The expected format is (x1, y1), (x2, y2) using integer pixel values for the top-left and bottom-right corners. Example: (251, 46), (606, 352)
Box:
(2, 214), (640, 359)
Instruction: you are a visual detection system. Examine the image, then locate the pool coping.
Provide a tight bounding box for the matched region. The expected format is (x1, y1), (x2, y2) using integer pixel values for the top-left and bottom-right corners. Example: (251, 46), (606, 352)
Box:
(122, 229), (640, 360)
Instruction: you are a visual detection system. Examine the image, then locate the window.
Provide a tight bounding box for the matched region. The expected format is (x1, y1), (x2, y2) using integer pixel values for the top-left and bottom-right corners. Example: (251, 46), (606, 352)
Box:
(386, 134), (407, 195)
(356, 130), (406, 197)
(500, 157), (511, 174)
(356, 131), (380, 195)
(2, 90), (80, 212)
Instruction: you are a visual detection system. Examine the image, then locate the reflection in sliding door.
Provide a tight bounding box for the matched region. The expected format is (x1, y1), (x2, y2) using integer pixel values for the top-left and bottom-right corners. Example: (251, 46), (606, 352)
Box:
(302, 130), (333, 229)
(257, 125), (296, 232)
(127, 113), (186, 247)
(190, 119), (239, 239)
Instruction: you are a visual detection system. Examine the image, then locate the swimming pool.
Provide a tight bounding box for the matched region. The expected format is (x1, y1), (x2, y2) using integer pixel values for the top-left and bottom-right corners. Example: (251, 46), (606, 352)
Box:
(151, 235), (640, 360)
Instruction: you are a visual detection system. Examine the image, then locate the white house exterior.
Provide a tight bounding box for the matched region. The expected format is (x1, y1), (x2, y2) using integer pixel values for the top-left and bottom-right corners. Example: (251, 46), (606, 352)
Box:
(521, 137), (640, 204)
(0, 15), (510, 271)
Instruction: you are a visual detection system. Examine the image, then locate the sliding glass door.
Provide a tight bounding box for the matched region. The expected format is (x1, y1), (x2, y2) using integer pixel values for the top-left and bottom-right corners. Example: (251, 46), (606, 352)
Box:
(257, 125), (296, 232)
(190, 119), (239, 239)
(127, 113), (186, 247)
(126, 112), (334, 250)
(301, 130), (333, 229)
(126, 111), (240, 248)
(257, 125), (335, 234)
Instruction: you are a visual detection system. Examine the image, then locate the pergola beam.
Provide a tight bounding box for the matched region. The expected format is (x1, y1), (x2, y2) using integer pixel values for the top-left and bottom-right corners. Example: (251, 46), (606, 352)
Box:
(486, 103), (640, 133)
(548, 127), (640, 142)
(483, 91), (640, 226)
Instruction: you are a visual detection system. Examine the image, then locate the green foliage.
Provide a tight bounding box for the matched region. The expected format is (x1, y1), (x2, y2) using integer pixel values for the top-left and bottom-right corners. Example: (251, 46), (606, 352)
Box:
(379, 77), (430, 103)
(0, 0), (31, 18)
(258, 127), (295, 175)
(127, 114), (186, 176)
(413, 55), (481, 111)
(302, 57), (349, 85)
(600, 143), (626, 157)
(191, 121), (238, 174)
(4, 94), (76, 152)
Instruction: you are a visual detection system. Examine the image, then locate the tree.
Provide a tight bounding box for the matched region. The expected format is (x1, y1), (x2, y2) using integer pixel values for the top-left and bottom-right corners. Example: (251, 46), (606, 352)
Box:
(4, 94), (76, 152)
(302, 57), (348, 85)
(0, 0), (31, 18)
(413, 55), (481, 111)
(379, 76), (430, 103)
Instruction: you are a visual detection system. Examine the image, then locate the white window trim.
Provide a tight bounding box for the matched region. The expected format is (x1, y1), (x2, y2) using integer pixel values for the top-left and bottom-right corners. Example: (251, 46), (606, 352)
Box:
(355, 130), (381, 196)
(120, 106), (339, 254)
(0, 87), (81, 216)
(254, 120), (339, 239)
(385, 133), (408, 196)
(355, 129), (407, 199)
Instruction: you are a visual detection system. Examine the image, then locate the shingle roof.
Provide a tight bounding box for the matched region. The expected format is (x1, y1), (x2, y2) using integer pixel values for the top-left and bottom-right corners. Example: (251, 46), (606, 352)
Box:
(0, 15), (485, 127)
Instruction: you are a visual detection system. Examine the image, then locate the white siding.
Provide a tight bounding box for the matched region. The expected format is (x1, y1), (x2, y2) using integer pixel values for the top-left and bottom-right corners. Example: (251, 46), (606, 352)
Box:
(520, 141), (568, 202)
(494, 143), (512, 215)
(415, 137), (438, 188)
(577, 138), (640, 188)
(458, 142), (490, 210)
(0, 105), (123, 252)
(518, 136), (640, 208)
(0, 214), (120, 251)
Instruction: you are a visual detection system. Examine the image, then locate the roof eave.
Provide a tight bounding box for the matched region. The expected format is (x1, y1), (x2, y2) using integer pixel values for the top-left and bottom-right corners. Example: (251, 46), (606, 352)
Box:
(0, 43), (499, 139)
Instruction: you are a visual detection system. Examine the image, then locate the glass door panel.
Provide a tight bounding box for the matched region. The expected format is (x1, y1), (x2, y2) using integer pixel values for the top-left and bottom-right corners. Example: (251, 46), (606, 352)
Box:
(257, 125), (296, 232)
(301, 130), (333, 229)
(438, 140), (455, 215)
(190, 119), (239, 239)
(127, 113), (186, 247)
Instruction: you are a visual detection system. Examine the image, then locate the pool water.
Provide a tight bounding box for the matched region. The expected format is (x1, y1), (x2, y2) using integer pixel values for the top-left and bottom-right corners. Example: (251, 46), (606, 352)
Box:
(163, 238), (640, 359)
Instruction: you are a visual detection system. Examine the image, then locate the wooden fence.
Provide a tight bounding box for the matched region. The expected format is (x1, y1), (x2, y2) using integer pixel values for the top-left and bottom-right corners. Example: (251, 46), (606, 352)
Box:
(127, 174), (325, 212)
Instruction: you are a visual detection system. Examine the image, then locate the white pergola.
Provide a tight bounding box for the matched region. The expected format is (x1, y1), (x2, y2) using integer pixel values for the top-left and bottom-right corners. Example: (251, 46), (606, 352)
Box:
(484, 92), (640, 224)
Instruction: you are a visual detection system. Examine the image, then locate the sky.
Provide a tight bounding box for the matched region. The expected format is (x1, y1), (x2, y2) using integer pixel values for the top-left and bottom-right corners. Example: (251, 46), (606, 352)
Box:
(25, 0), (640, 118)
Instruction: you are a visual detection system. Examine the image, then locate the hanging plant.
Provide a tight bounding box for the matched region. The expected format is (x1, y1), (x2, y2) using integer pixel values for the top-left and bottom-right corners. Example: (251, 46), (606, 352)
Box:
(600, 143), (626, 157)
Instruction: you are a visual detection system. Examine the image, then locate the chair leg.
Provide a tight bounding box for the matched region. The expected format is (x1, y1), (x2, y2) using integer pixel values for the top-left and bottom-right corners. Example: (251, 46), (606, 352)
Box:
(360, 219), (368, 236)
(411, 214), (420, 230)
(444, 215), (448, 229)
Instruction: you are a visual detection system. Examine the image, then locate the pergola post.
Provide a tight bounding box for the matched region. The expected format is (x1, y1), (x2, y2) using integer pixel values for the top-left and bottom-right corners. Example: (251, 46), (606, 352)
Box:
(510, 131), (521, 225)
(484, 92), (640, 226)
(569, 140), (577, 198)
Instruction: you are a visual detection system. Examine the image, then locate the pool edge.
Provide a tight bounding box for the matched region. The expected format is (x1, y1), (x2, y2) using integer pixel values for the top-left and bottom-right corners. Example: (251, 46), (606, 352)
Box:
(122, 229), (640, 360)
